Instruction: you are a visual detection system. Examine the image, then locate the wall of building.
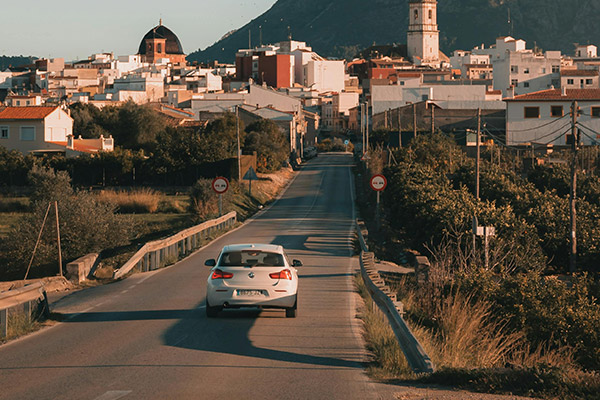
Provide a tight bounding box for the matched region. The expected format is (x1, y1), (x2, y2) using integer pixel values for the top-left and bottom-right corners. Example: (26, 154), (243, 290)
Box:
(506, 100), (600, 145)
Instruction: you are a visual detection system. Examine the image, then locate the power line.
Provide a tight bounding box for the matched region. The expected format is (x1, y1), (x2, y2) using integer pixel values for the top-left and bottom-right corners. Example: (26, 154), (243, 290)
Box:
(506, 122), (571, 144)
(505, 114), (569, 132)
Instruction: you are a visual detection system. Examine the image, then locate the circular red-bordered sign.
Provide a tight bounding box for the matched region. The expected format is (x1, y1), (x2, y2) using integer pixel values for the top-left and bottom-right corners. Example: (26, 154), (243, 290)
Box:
(370, 174), (387, 191)
(211, 177), (229, 194)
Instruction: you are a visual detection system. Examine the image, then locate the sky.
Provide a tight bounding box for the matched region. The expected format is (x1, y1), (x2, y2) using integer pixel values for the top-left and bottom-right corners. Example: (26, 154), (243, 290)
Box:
(0, 0), (277, 61)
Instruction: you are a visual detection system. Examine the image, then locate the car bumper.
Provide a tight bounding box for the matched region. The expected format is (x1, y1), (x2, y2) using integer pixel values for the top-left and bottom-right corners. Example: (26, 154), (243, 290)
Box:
(207, 285), (297, 309)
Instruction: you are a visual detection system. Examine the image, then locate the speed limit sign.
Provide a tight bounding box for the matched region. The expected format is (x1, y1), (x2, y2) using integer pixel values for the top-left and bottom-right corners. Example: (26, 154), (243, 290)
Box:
(370, 175), (387, 191)
(211, 177), (229, 194)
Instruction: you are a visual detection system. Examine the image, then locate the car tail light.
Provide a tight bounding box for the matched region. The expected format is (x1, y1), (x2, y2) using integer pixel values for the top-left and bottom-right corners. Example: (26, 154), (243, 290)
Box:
(269, 269), (292, 280)
(211, 269), (233, 279)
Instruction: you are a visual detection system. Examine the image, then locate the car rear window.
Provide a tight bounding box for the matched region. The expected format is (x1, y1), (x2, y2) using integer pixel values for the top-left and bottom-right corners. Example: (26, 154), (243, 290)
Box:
(219, 251), (285, 267)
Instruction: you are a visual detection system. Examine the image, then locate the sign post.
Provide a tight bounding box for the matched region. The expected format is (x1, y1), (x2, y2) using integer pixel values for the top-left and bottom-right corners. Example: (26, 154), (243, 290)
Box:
(211, 177), (229, 216)
(243, 166), (258, 197)
(370, 174), (387, 231)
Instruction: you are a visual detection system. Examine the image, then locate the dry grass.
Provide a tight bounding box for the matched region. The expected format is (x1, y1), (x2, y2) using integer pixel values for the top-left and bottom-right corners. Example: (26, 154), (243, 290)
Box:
(354, 275), (414, 379)
(97, 188), (161, 213)
(3, 309), (40, 341)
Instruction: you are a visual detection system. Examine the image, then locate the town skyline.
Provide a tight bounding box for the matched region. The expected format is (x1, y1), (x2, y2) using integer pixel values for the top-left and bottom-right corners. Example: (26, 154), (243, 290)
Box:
(0, 0), (276, 61)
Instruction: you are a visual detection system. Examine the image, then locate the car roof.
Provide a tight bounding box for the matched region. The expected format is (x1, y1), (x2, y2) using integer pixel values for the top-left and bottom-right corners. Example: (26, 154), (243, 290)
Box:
(221, 243), (284, 253)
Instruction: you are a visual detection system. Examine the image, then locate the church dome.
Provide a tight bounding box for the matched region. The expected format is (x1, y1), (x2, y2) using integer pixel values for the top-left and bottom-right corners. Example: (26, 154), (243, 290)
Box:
(138, 22), (185, 55)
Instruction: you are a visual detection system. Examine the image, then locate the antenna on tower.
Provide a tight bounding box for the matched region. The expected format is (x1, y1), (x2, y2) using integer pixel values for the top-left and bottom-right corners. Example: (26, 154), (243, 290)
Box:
(287, 25), (292, 40)
(507, 8), (513, 36)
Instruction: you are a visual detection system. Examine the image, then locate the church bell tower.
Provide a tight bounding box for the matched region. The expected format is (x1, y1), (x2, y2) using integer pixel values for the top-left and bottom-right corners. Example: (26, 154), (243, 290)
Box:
(407, 0), (440, 65)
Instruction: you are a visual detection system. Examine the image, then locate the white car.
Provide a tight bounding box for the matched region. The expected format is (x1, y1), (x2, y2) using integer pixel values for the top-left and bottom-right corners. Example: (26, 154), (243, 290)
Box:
(204, 244), (301, 318)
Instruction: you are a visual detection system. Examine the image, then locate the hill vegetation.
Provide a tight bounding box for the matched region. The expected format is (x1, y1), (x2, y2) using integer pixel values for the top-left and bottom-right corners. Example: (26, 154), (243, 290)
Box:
(188, 0), (600, 63)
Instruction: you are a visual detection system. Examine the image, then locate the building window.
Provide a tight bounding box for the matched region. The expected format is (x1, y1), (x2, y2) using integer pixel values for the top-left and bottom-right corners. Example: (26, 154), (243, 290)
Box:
(0, 126), (8, 139)
(20, 127), (35, 141)
(511, 79), (518, 87)
(414, 9), (418, 19)
(551, 105), (564, 117)
(523, 82), (530, 88)
(591, 106), (600, 117)
(157, 43), (162, 53)
(523, 68), (530, 74)
(541, 67), (546, 73)
(567, 79), (574, 85)
(524, 107), (540, 118)
(510, 65), (518, 73)
(26, 100), (31, 105)
(399, 81), (405, 86)
(429, 9), (432, 19)
(586, 79), (593, 85)
(421, 95), (429, 101)
(552, 65), (560, 73)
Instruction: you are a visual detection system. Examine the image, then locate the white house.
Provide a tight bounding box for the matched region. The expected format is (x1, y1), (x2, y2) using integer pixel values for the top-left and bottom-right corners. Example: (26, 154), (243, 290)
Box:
(505, 88), (600, 146)
(111, 72), (164, 102)
(0, 106), (73, 154)
(371, 83), (504, 115)
(560, 69), (599, 89)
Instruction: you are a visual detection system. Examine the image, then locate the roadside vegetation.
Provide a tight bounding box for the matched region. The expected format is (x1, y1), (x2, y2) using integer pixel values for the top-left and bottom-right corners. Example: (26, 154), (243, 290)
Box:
(0, 104), (295, 283)
(355, 133), (600, 399)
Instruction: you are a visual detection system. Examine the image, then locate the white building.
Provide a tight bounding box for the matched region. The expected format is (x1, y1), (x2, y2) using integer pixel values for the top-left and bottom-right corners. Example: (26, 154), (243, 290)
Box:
(560, 69), (599, 89)
(493, 49), (563, 97)
(371, 83), (503, 115)
(575, 45), (597, 59)
(111, 72), (164, 102)
(505, 88), (600, 146)
(303, 59), (345, 93)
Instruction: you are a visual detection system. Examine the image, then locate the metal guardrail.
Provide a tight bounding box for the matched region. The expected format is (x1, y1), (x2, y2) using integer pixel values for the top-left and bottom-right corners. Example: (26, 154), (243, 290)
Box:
(356, 220), (435, 374)
(113, 212), (237, 279)
(0, 282), (48, 338)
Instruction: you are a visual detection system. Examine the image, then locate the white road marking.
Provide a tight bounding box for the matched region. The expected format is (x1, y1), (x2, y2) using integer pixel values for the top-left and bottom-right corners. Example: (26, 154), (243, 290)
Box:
(92, 390), (132, 400)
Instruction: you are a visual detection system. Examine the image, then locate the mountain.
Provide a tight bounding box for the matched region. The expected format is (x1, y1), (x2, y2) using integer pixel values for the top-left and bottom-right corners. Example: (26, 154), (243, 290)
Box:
(187, 0), (600, 63)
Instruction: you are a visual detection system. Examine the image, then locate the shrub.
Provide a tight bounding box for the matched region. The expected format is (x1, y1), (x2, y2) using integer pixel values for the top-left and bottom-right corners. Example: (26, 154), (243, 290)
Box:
(189, 179), (219, 221)
(0, 167), (133, 280)
(97, 188), (160, 213)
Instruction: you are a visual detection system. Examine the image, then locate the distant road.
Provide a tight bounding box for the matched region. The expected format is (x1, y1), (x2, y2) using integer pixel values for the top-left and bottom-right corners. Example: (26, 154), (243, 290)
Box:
(0, 154), (397, 400)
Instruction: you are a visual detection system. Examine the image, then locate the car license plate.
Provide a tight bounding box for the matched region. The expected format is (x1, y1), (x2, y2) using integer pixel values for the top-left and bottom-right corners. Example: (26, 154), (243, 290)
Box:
(237, 290), (263, 296)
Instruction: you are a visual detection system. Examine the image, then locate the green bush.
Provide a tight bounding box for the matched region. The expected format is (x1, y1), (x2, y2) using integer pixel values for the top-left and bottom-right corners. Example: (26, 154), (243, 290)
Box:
(0, 167), (133, 280)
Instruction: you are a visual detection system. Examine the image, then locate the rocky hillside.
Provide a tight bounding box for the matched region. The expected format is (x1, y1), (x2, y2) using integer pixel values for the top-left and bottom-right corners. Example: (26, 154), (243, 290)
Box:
(187, 0), (600, 63)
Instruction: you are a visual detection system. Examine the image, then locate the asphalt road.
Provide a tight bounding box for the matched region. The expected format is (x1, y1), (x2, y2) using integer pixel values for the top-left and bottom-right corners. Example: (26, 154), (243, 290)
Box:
(0, 153), (398, 400)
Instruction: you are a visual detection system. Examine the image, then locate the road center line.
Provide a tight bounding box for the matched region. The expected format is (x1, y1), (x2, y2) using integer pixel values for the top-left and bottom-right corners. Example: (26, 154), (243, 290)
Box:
(92, 390), (132, 400)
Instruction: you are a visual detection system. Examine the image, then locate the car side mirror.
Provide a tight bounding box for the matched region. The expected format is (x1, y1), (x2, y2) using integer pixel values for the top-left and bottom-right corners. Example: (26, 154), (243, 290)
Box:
(205, 259), (216, 267)
(292, 259), (303, 267)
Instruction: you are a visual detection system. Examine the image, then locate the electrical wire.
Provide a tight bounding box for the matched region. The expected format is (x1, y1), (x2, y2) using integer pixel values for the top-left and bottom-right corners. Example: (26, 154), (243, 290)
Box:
(505, 122), (571, 144)
(504, 113), (570, 132)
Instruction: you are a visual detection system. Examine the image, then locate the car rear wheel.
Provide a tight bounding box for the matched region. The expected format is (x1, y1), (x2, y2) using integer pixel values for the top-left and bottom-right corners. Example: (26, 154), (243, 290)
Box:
(206, 298), (221, 318)
(285, 296), (297, 318)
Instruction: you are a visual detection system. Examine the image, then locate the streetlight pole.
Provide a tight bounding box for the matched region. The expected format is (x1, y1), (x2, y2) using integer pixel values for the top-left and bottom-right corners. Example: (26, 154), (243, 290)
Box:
(570, 101), (579, 273)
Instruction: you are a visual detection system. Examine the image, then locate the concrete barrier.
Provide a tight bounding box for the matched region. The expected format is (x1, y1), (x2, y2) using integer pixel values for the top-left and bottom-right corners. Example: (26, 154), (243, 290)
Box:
(0, 282), (48, 338)
(66, 253), (100, 284)
(356, 219), (434, 374)
(113, 211), (237, 279)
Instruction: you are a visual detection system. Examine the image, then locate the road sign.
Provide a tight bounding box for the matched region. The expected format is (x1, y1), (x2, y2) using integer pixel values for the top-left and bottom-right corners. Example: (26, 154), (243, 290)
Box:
(344, 140), (349, 145)
(211, 177), (229, 194)
(370, 174), (387, 191)
(243, 166), (258, 181)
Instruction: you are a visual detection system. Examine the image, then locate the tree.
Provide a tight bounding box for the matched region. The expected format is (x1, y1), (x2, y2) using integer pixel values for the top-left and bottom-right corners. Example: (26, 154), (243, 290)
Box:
(244, 119), (287, 172)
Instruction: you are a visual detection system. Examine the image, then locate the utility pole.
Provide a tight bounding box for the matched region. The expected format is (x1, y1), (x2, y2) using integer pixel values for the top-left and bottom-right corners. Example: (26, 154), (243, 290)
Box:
(366, 104), (370, 157)
(55, 201), (62, 277)
(570, 101), (579, 273)
(413, 103), (417, 138)
(236, 105), (241, 182)
(473, 108), (481, 265)
(398, 108), (402, 148)
(431, 104), (435, 134)
(476, 108), (481, 200)
(361, 103), (365, 156)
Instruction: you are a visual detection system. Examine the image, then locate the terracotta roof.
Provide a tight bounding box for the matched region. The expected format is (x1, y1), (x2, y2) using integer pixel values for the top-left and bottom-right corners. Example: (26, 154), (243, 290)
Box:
(507, 89), (600, 101)
(0, 106), (58, 120)
(560, 69), (599, 77)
